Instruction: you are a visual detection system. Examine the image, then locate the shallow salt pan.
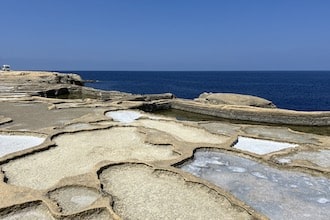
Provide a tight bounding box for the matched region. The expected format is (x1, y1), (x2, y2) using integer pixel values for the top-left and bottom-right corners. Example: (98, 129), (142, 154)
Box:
(2, 127), (179, 190)
(48, 186), (101, 214)
(99, 164), (253, 220)
(181, 150), (330, 220)
(106, 110), (142, 123)
(0, 134), (45, 157)
(233, 136), (298, 155)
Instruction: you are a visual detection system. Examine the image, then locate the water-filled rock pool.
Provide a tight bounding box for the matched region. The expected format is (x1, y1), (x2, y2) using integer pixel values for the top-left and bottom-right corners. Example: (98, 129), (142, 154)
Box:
(180, 150), (330, 220)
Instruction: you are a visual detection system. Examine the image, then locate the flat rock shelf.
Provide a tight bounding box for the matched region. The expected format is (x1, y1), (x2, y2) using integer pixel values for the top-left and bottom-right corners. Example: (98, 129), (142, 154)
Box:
(0, 71), (329, 220)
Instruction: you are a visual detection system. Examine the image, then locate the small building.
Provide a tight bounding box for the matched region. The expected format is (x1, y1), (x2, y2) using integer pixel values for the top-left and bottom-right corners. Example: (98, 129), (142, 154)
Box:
(1, 65), (11, 71)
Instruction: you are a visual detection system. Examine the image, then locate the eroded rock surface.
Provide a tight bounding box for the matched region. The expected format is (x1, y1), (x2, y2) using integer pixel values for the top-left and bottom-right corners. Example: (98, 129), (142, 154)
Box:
(0, 116), (12, 125)
(1, 71), (329, 220)
(0, 202), (55, 220)
(137, 119), (228, 144)
(0, 102), (95, 131)
(196, 92), (276, 108)
(276, 150), (330, 168)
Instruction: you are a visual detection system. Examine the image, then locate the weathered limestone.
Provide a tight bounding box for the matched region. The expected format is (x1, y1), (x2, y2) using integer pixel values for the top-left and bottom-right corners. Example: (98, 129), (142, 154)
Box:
(0, 202), (55, 220)
(0, 116), (12, 125)
(0, 71), (83, 85)
(0, 71), (140, 101)
(196, 92), (276, 108)
(137, 119), (228, 144)
(275, 150), (330, 168)
(0, 71), (329, 219)
(171, 99), (330, 126)
(0, 71), (83, 98)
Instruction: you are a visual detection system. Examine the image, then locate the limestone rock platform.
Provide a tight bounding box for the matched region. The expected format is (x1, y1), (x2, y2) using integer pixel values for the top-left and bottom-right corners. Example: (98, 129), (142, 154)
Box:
(0, 71), (329, 219)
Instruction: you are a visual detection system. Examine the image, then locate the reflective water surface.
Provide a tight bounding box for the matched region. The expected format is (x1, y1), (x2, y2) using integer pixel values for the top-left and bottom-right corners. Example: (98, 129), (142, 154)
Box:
(181, 150), (330, 220)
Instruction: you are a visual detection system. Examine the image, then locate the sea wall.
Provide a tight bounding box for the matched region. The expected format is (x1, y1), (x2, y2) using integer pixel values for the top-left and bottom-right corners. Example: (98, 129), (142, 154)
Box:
(171, 99), (330, 126)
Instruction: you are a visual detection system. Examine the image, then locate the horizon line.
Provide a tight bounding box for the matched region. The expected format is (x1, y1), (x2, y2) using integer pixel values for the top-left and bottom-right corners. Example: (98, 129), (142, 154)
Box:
(27, 69), (330, 72)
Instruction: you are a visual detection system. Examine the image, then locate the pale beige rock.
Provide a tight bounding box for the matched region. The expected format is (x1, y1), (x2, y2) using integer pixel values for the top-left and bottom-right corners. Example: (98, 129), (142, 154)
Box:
(2, 127), (179, 190)
(196, 92), (276, 108)
(0, 202), (55, 220)
(1, 70), (328, 220)
(0, 115), (12, 125)
(137, 119), (228, 144)
(99, 163), (253, 220)
(277, 150), (330, 168)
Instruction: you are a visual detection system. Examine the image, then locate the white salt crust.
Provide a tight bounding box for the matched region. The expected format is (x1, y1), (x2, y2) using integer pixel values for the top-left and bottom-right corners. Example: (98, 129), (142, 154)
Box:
(0, 135), (45, 157)
(233, 136), (298, 155)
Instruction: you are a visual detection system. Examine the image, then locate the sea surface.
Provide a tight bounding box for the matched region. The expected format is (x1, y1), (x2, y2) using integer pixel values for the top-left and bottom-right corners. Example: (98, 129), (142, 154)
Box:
(62, 71), (330, 111)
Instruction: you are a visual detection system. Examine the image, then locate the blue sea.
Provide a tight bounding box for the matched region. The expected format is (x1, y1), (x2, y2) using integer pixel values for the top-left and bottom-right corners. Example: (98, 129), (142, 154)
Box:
(63, 71), (330, 111)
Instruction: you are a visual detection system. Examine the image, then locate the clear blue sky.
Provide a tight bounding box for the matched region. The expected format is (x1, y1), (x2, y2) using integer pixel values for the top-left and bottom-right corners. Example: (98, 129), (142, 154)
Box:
(1, 0), (330, 70)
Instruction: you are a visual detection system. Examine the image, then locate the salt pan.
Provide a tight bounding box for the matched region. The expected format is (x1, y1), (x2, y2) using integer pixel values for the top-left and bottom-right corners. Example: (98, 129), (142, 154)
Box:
(0, 134), (45, 157)
(181, 150), (330, 220)
(233, 136), (298, 155)
(106, 110), (142, 123)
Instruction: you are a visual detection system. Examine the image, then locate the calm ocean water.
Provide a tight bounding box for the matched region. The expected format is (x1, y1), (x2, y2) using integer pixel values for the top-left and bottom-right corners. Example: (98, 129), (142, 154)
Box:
(63, 71), (330, 111)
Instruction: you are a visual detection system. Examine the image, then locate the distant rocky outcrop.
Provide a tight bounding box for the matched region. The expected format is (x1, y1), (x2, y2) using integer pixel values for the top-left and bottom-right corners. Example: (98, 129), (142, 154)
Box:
(0, 71), (84, 86)
(195, 92), (276, 108)
(0, 71), (84, 98)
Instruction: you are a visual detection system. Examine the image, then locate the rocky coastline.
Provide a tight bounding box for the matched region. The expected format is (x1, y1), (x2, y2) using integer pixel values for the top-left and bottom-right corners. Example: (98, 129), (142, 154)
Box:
(1, 70), (329, 127)
(0, 71), (329, 219)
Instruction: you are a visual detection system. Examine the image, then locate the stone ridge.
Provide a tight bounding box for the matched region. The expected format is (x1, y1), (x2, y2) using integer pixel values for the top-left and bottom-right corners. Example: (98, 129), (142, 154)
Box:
(171, 99), (330, 126)
(196, 92), (276, 108)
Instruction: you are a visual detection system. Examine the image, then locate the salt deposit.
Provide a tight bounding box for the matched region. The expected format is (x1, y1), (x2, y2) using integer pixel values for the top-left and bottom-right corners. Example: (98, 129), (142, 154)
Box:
(48, 186), (101, 214)
(2, 127), (179, 190)
(106, 110), (142, 123)
(99, 163), (253, 220)
(0, 134), (45, 157)
(181, 150), (330, 220)
(277, 158), (292, 164)
(233, 136), (298, 155)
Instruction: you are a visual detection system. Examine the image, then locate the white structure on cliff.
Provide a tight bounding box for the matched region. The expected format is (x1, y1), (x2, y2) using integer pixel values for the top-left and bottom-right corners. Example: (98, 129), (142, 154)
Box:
(1, 65), (10, 71)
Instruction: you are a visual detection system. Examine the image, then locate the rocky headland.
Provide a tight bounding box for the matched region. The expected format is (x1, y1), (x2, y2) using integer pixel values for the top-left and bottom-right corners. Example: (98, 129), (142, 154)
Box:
(0, 71), (329, 219)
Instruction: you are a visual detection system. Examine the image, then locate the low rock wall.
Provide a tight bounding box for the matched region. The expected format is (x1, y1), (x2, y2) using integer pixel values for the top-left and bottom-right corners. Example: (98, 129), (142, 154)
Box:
(171, 99), (330, 126)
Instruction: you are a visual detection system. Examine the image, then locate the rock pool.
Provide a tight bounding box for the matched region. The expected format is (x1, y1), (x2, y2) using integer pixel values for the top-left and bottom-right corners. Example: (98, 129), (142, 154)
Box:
(180, 150), (330, 220)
